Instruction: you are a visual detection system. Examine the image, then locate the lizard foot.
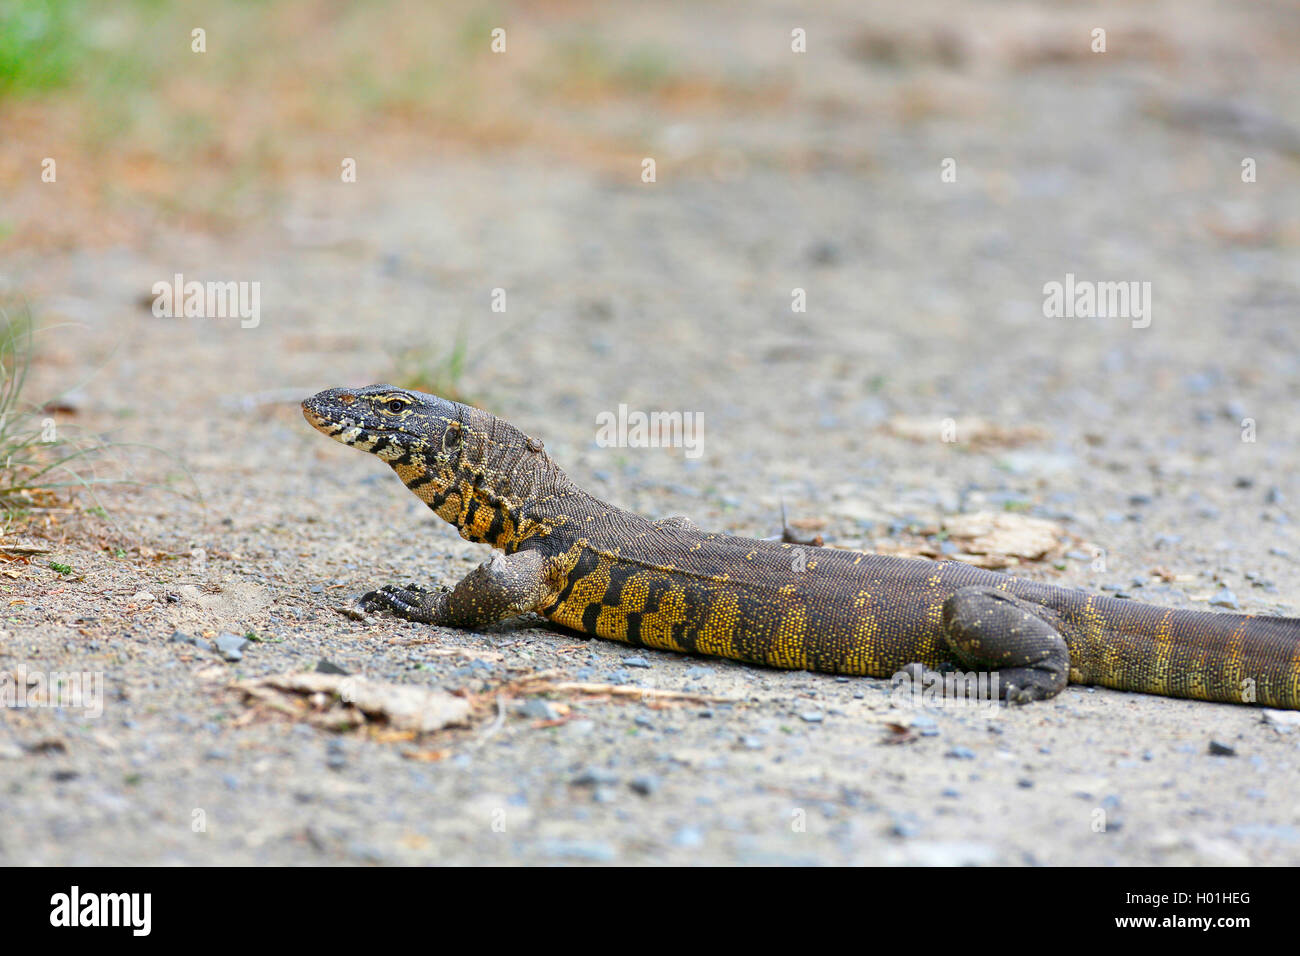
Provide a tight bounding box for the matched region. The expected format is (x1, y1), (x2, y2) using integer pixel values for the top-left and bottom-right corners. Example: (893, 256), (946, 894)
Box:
(359, 584), (448, 624)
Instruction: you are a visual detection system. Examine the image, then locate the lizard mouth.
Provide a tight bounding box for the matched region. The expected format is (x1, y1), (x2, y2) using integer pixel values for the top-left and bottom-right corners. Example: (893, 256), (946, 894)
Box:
(302, 400), (416, 454)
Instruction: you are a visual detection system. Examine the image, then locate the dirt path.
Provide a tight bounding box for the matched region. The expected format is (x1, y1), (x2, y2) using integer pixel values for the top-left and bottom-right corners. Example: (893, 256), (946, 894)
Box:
(3, 0), (1299, 864)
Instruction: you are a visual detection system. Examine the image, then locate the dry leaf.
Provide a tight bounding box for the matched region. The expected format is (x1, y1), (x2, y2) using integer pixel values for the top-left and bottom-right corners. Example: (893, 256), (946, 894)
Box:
(942, 512), (1065, 562)
(235, 672), (470, 734)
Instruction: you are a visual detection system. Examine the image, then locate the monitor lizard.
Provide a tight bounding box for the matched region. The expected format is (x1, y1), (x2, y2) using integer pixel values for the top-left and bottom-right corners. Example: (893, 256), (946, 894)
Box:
(302, 385), (1300, 708)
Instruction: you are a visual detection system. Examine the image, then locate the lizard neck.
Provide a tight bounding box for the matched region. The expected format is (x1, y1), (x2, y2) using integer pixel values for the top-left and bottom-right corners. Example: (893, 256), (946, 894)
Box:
(393, 431), (589, 553)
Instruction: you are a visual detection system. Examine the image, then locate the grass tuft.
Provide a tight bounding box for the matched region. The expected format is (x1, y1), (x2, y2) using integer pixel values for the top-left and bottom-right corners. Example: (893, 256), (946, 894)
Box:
(0, 304), (130, 527)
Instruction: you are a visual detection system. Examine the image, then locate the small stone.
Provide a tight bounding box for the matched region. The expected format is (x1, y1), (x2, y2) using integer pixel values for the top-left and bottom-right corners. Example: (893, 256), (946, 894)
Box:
(518, 699), (562, 721)
(799, 711), (825, 723)
(1208, 587), (1239, 609)
(946, 746), (976, 760)
(629, 775), (660, 796)
(807, 240), (840, 265)
(623, 656), (651, 668)
(169, 630), (195, 645)
(890, 816), (922, 838)
(315, 659), (349, 675)
(1208, 740), (1236, 757)
(131, 591), (155, 603)
(1262, 709), (1300, 730)
(215, 632), (249, 661)
(572, 767), (619, 787)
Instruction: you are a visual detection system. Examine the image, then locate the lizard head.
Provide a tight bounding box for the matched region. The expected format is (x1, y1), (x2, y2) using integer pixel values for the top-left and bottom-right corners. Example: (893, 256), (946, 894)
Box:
(302, 384), (564, 548)
(302, 383), (467, 497)
(302, 384), (459, 459)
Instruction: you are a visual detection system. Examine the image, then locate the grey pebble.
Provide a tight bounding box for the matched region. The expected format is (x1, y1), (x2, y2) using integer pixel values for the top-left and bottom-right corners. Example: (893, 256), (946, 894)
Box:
(215, 632), (249, 662)
(517, 699), (563, 720)
(573, 767), (620, 787)
(1209, 587), (1239, 609)
(629, 775), (660, 796)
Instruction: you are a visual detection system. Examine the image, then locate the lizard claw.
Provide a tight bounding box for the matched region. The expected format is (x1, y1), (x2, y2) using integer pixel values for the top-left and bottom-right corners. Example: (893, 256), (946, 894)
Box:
(360, 584), (439, 622)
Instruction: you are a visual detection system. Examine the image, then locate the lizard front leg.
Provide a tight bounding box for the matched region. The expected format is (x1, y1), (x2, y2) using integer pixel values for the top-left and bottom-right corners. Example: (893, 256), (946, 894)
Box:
(359, 550), (556, 628)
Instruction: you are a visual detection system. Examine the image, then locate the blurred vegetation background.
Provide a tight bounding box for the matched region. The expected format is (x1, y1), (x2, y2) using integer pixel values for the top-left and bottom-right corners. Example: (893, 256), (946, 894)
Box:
(5, 0), (1298, 255)
(0, 0), (800, 246)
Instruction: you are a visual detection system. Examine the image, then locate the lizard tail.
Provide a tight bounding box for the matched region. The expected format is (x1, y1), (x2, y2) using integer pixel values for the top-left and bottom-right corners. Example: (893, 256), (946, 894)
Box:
(1070, 598), (1300, 707)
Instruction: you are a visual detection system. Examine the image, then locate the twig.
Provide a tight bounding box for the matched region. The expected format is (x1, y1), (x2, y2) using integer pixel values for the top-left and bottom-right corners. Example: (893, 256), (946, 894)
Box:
(469, 694), (507, 749)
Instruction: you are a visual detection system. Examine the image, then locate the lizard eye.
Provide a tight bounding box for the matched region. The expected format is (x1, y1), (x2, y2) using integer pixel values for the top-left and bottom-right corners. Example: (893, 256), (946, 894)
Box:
(386, 399), (405, 414)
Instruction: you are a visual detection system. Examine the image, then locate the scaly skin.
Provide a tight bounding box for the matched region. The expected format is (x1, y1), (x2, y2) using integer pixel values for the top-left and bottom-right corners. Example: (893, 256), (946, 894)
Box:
(302, 385), (1300, 708)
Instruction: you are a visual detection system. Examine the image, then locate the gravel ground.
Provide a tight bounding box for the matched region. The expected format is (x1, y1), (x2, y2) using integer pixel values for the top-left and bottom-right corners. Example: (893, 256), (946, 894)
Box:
(2, 0), (1300, 865)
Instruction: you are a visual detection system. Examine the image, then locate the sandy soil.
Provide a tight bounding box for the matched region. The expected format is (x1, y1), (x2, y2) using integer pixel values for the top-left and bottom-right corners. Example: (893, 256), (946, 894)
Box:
(2, 0), (1299, 864)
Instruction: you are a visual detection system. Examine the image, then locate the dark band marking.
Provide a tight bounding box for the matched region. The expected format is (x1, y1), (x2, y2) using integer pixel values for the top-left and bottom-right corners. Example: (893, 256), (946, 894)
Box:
(581, 602), (602, 634)
(545, 548), (600, 613)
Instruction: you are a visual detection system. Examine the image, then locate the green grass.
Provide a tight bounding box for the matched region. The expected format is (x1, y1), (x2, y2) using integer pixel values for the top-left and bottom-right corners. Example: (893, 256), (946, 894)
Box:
(0, 305), (131, 525)
(387, 322), (473, 404)
(0, 0), (87, 97)
(385, 309), (537, 407)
